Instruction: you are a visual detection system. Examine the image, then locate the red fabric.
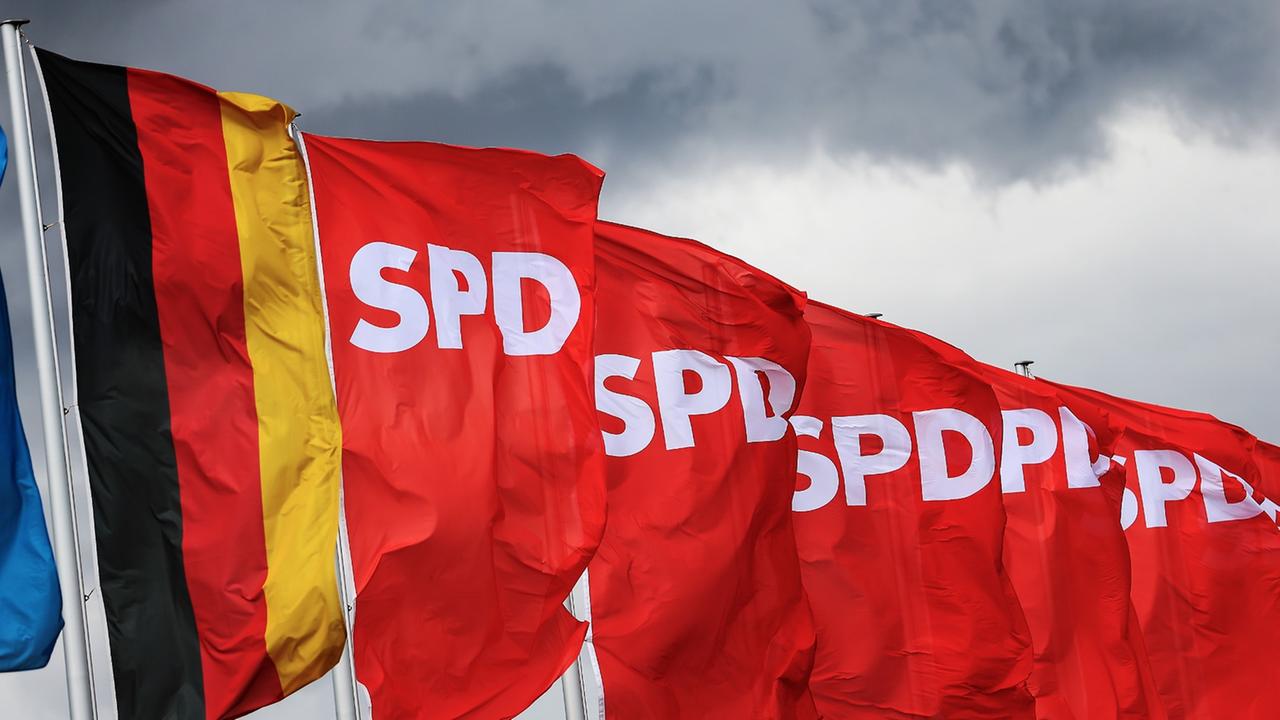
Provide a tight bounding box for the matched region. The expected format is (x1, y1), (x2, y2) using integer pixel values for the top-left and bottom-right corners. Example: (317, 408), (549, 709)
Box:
(919, 340), (1162, 720)
(911, 334), (1161, 718)
(584, 222), (818, 719)
(306, 135), (607, 719)
(792, 304), (1034, 719)
(129, 68), (281, 719)
(1045, 381), (1280, 720)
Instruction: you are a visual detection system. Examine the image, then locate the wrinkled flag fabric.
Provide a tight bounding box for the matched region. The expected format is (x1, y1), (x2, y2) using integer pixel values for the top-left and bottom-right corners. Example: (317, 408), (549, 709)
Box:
(581, 221), (818, 719)
(915, 337), (1163, 720)
(303, 133), (607, 720)
(792, 305), (1035, 719)
(37, 49), (345, 719)
(1047, 381), (1280, 720)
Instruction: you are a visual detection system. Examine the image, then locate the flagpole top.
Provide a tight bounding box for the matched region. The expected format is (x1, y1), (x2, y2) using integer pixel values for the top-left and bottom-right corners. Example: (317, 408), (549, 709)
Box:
(1, 19), (31, 27)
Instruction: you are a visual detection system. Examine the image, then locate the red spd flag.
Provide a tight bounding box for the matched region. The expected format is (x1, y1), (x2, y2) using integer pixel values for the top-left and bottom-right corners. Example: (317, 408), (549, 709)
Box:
(911, 334), (1161, 717)
(581, 222), (818, 719)
(931, 353), (1162, 719)
(303, 135), (607, 719)
(792, 305), (1034, 719)
(1047, 382), (1280, 720)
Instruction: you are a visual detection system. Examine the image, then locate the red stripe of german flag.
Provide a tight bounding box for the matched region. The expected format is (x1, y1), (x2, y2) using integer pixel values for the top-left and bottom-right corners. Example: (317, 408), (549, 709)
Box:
(37, 49), (344, 720)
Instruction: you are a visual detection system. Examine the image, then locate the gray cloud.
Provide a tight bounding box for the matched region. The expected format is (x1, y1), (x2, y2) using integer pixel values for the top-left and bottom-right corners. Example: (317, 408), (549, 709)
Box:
(305, 0), (1280, 181)
(12, 0), (1280, 180)
(301, 63), (714, 182)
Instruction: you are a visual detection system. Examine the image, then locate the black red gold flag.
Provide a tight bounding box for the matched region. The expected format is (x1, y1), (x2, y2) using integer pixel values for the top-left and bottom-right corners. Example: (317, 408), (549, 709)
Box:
(36, 49), (344, 720)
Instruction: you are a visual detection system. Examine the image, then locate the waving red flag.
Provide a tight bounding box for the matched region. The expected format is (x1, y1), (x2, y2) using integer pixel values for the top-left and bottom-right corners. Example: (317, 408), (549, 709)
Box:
(304, 134), (607, 719)
(580, 222), (818, 719)
(792, 305), (1034, 719)
(934, 353), (1163, 719)
(1045, 382), (1280, 720)
(976, 368), (1163, 720)
(909, 333), (1161, 718)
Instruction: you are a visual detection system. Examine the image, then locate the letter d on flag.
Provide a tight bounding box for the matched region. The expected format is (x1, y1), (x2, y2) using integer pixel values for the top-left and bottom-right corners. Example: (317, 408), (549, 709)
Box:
(0, 254), (63, 670)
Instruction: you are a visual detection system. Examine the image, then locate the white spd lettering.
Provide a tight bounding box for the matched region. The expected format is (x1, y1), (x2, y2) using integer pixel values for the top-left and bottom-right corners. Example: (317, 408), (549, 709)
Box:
(1128, 449), (1268, 528)
(1106, 450), (1268, 530)
(999, 408), (1056, 494)
(916, 408), (998, 502)
(1060, 406), (1108, 489)
(792, 415), (840, 512)
(792, 408), (998, 511)
(652, 350), (734, 451)
(595, 351), (797, 456)
(793, 404), (1112, 511)
(1260, 497), (1279, 526)
(791, 403), (1271, 530)
(998, 406), (1108, 495)
(348, 240), (580, 356)
(831, 414), (912, 506)
(1195, 454), (1267, 524)
(1132, 450), (1197, 528)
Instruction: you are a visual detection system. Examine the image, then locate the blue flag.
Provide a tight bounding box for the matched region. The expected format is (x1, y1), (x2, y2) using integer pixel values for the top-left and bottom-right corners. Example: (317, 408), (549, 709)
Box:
(0, 122), (63, 671)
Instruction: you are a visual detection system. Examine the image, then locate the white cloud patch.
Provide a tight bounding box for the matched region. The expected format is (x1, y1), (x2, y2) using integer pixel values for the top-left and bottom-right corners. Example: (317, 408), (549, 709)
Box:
(604, 111), (1280, 439)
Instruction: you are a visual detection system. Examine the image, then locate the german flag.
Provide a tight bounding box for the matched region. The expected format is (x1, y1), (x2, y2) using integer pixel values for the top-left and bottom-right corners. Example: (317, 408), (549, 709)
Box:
(35, 50), (345, 720)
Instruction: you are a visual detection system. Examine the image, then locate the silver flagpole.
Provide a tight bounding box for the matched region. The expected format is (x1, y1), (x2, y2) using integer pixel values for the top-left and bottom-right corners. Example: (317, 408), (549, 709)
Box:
(1, 18), (96, 720)
(559, 595), (587, 720)
(329, 524), (359, 720)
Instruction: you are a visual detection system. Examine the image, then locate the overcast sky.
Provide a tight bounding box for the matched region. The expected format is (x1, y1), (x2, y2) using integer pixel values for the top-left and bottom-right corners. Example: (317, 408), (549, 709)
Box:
(2, 1), (1278, 718)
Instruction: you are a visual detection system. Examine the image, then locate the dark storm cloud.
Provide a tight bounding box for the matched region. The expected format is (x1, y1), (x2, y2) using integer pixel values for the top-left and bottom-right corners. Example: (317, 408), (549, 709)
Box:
(10, 0), (1280, 181)
(300, 63), (716, 178)
(710, 0), (1279, 177)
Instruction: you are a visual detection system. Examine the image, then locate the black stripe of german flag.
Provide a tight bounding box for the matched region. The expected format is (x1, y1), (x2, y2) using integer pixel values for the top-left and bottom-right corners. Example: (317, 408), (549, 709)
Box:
(37, 49), (344, 720)
(38, 49), (205, 720)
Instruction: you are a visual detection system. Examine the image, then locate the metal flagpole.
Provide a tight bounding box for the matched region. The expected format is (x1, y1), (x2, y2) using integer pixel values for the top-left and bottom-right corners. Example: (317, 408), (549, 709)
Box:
(330, 523), (360, 720)
(559, 595), (587, 720)
(1, 18), (97, 720)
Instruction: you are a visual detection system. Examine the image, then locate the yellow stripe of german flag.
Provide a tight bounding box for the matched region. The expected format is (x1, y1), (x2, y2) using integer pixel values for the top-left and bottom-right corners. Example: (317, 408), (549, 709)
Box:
(218, 92), (346, 695)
